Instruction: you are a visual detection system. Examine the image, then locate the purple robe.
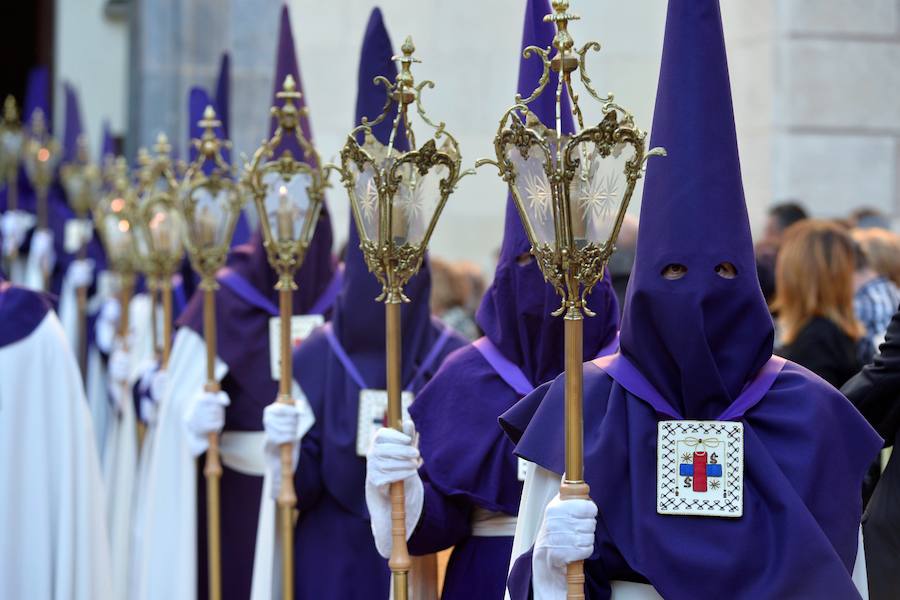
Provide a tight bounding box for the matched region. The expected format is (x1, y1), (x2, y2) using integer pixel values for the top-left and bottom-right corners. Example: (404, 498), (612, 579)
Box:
(288, 9), (467, 598)
(179, 8), (336, 594)
(500, 1), (881, 598)
(406, 1), (618, 598)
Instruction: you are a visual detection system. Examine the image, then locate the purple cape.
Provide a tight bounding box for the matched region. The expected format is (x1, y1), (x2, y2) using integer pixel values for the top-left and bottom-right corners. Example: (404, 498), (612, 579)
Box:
(288, 9), (466, 598)
(0, 280), (51, 347)
(500, 1), (881, 598)
(407, 1), (618, 597)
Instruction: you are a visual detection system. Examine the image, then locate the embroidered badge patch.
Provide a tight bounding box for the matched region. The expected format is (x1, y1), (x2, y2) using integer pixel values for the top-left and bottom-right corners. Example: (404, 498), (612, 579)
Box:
(356, 389), (415, 456)
(656, 420), (743, 518)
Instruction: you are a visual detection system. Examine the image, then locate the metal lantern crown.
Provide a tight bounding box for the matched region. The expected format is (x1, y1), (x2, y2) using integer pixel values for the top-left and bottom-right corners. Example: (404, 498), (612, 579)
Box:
(481, 0), (664, 316)
(243, 74), (326, 289)
(338, 36), (464, 303)
(22, 108), (61, 228)
(0, 97), (23, 191)
(94, 157), (140, 276)
(179, 105), (244, 285)
(134, 133), (185, 280)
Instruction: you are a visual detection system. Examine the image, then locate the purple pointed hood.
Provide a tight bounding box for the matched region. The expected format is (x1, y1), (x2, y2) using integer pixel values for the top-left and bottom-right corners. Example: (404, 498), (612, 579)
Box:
(332, 7), (432, 368)
(24, 66), (50, 131)
(214, 53), (231, 138)
(269, 5), (314, 162)
(475, 0), (619, 387)
(62, 83), (85, 164)
(100, 120), (116, 161)
(618, 0), (774, 421)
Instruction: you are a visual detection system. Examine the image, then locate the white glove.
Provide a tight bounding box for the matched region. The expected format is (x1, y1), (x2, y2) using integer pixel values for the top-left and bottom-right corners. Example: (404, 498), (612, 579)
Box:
(137, 367), (167, 425)
(95, 298), (121, 354)
(29, 228), (56, 274)
(532, 494), (598, 597)
(1, 210), (34, 256)
(183, 389), (230, 456)
(364, 421), (424, 558)
(106, 342), (132, 412)
(65, 258), (94, 289)
(262, 402), (305, 500)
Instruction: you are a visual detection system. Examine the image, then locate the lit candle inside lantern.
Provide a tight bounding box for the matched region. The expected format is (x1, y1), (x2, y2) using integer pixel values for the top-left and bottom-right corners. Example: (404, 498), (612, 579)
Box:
(197, 204), (217, 248)
(276, 184), (294, 241)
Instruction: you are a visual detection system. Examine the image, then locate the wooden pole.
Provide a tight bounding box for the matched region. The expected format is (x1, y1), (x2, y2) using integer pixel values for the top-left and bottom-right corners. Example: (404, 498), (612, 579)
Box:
(37, 185), (49, 291)
(160, 277), (173, 369)
(202, 284), (223, 600)
(276, 281), (296, 600)
(75, 236), (89, 379)
(561, 313), (589, 600)
(386, 300), (410, 600)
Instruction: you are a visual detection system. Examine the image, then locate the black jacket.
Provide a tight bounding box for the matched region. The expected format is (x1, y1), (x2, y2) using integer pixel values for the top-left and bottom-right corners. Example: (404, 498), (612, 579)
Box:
(842, 306), (900, 600)
(777, 316), (861, 389)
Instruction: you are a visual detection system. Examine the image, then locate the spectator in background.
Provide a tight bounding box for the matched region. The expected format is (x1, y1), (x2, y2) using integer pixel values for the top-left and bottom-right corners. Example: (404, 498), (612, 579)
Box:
(608, 214), (637, 314)
(854, 227), (900, 287)
(774, 220), (863, 388)
(851, 206), (892, 231)
(430, 256), (483, 341)
(851, 228), (900, 362)
(756, 201), (808, 304)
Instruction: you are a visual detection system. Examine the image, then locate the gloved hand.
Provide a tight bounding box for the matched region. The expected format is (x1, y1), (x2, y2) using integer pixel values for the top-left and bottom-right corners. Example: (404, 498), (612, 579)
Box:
(532, 494), (598, 597)
(65, 258), (94, 289)
(106, 341), (132, 412)
(1, 210), (33, 256)
(364, 421), (424, 558)
(95, 298), (121, 354)
(29, 228), (55, 274)
(262, 402), (305, 500)
(183, 389), (230, 456)
(137, 367), (167, 426)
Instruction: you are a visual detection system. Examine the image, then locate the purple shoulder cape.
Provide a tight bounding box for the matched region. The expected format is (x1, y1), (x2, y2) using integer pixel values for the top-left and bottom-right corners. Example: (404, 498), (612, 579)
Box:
(293, 317), (466, 519)
(500, 358), (881, 599)
(0, 281), (52, 347)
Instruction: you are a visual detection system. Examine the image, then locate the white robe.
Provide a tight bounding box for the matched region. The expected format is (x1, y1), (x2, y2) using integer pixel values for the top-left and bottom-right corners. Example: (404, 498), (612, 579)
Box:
(0, 312), (113, 599)
(101, 292), (156, 600)
(133, 326), (313, 600)
(510, 463), (869, 600)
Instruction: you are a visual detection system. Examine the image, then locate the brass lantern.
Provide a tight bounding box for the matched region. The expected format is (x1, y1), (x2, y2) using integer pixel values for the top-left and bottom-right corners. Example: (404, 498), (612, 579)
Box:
(93, 157), (140, 342)
(0, 96), (24, 213)
(335, 36), (467, 600)
(242, 74), (326, 600)
(478, 2), (664, 598)
(60, 135), (102, 374)
(178, 105), (244, 600)
(133, 133), (184, 367)
(22, 108), (60, 232)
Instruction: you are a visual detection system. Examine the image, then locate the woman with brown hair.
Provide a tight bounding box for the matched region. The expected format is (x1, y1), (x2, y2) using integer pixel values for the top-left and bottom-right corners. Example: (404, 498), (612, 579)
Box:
(775, 219), (864, 387)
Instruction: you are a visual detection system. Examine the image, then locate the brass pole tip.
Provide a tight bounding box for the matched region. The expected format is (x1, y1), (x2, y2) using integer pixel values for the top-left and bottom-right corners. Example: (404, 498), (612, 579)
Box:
(276, 74), (302, 102)
(199, 105), (221, 130)
(30, 108), (47, 133)
(154, 132), (172, 155)
(401, 36), (415, 57)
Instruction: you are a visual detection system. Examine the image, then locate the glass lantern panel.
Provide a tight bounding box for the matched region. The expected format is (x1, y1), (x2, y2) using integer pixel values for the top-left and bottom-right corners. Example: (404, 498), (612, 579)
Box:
(64, 172), (86, 203)
(347, 159), (381, 244)
(102, 212), (134, 265)
(262, 170), (313, 244)
(505, 142), (556, 247)
(147, 205), (184, 259)
(188, 186), (233, 251)
(1, 130), (22, 158)
(566, 139), (636, 250)
(389, 161), (449, 247)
